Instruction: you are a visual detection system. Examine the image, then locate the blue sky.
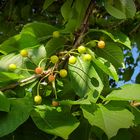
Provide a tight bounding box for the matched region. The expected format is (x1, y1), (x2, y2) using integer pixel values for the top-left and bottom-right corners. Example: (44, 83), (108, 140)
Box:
(116, 45), (140, 87)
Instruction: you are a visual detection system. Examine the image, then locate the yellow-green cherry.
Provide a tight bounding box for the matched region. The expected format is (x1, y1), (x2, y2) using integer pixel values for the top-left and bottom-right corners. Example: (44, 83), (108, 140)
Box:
(89, 40), (96, 47)
(34, 95), (42, 104)
(59, 69), (67, 78)
(78, 45), (86, 53)
(50, 55), (59, 64)
(53, 31), (60, 38)
(8, 63), (17, 71)
(69, 56), (77, 64)
(83, 54), (92, 61)
(20, 49), (28, 57)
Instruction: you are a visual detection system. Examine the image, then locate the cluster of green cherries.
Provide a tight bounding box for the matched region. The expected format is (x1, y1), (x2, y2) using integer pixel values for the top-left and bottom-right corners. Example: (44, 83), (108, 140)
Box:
(8, 48), (68, 107)
(8, 31), (105, 106)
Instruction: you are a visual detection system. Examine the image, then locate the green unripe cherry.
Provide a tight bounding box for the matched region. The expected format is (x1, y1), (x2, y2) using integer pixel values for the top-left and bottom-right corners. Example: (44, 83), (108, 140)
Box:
(53, 31), (60, 38)
(20, 49), (28, 57)
(8, 63), (17, 71)
(59, 69), (67, 78)
(83, 54), (92, 61)
(78, 45), (86, 53)
(50, 55), (59, 64)
(69, 56), (77, 64)
(88, 40), (96, 47)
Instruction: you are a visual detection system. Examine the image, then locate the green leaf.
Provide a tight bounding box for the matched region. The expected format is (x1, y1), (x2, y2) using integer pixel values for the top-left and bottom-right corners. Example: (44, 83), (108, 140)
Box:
(88, 29), (131, 49)
(111, 129), (132, 140)
(45, 37), (65, 57)
(95, 42), (124, 69)
(0, 72), (23, 82)
(104, 0), (136, 19)
(88, 48), (118, 81)
(81, 104), (134, 139)
(0, 35), (21, 54)
(69, 118), (91, 140)
(91, 126), (105, 140)
(131, 107), (140, 125)
(104, 0), (125, 19)
(60, 99), (91, 105)
(61, 0), (73, 22)
(106, 84), (140, 101)
(29, 45), (47, 66)
(21, 22), (57, 39)
(68, 56), (103, 99)
(111, 31), (131, 49)
(19, 33), (39, 50)
(20, 22), (57, 49)
(31, 106), (80, 139)
(93, 57), (118, 81)
(0, 96), (33, 137)
(136, 73), (140, 84)
(43, 0), (55, 11)
(0, 53), (22, 72)
(21, 5), (31, 19)
(64, 0), (90, 32)
(0, 92), (10, 112)
(122, 67), (134, 82)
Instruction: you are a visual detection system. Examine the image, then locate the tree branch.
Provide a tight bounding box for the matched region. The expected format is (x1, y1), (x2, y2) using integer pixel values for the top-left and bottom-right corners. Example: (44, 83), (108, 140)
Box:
(73, 0), (95, 48)
(0, 82), (19, 92)
(0, 75), (40, 92)
(0, 69), (51, 92)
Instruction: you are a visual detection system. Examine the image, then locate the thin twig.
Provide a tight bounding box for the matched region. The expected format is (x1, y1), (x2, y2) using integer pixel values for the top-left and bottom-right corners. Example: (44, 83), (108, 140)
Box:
(0, 75), (40, 92)
(0, 82), (19, 92)
(19, 75), (40, 83)
(130, 101), (140, 107)
(0, 69), (51, 92)
(129, 23), (140, 35)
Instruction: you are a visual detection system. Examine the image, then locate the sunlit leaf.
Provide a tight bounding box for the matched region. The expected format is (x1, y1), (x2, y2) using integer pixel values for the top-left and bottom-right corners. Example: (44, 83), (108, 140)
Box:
(31, 106), (79, 139)
(81, 104), (134, 139)
(68, 56), (103, 99)
(106, 84), (140, 101)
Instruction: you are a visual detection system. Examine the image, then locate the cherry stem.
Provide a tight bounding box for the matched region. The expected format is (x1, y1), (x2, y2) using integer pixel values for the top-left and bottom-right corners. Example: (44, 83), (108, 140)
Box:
(53, 70), (59, 73)
(38, 58), (47, 67)
(62, 49), (78, 58)
(69, 51), (79, 55)
(85, 40), (98, 46)
(52, 81), (57, 99)
(17, 67), (34, 72)
(37, 74), (49, 96)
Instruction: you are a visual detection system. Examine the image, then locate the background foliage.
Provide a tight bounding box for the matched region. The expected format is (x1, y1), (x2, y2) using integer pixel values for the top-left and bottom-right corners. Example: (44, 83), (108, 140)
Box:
(0, 0), (140, 140)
